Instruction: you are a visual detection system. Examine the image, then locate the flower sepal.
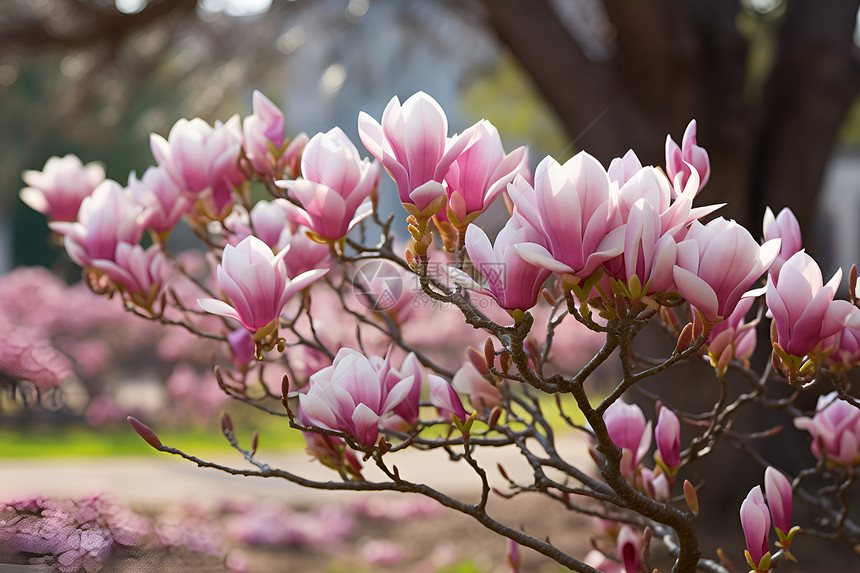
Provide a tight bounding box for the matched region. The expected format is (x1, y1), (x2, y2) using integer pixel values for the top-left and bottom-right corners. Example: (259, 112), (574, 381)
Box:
(402, 192), (447, 222)
(775, 525), (799, 562)
(745, 549), (771, 572)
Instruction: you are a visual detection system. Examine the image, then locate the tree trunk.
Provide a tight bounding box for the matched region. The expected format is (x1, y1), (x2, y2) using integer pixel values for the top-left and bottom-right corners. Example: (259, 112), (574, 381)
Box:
(478, 0), (860, 242)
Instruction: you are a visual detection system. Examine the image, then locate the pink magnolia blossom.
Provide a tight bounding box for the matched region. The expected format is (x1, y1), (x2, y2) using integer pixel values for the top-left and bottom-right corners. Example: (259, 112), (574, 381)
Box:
(50, 180), (145, 268)
(508, 153), (624, 284)
(249, 199), (290, 248)
(607, 149), (644, 186)
(129, 166), (190, 236)
(703, 296), (759, 372)
(766, 251), (859, 358)
(276, 127), (378, 240)
(439, 119), (529, 226)
(302, 431), (364, 478)
(617, 525), (642, 573)
(603, 400), (652, 477)
(740, 486), (771, 567)
(655, 405), (681, 470)
(222, 200), (291, 249)
(460, 212), (552, 312)
(282, 133), (309, 180)
(242, 90), (287, 178)
(358, 92), (473, 213)
(298, 348), (416, 446)
(584, 549), (623, 573)
(613, 163), (719, 237)
(827, 311), (860, 368)
(90, 242), (168, 304)
(452, 361), (502, 414)
(762, 207), (802, 279)
(20, 154), (105, 222)
(150, 117), (243, 219)
(374, 351), (425, 431)
(602, 195), (678, 297)
(197, 235), (328, 336)
(794, 391), (860, 465)
(282, 222), (334, 280)
(665, 119), (710, 192)
(638, 467), (670, 501)
(764, 467), (792, 536)
(428, 375), (469, 423)
(228, 328), (256, 368)
(297, 409), (363, 478)
(604, 161), (723, 297)
(673, 217), (780, 322)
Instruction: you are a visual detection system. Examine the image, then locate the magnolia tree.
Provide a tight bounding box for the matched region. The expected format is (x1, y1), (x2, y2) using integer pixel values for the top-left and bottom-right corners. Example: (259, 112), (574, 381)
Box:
(17, 90), (860, 573)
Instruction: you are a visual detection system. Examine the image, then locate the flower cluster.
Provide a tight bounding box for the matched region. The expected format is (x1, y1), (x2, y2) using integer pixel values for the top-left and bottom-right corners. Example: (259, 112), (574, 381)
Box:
(20, 88), (860, 573)
(740, 468), (797, 571)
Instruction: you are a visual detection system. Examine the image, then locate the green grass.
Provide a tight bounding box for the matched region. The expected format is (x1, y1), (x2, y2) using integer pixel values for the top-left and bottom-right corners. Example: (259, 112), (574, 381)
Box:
(0, 421), (307, 459)
(0, 393), (591, 459)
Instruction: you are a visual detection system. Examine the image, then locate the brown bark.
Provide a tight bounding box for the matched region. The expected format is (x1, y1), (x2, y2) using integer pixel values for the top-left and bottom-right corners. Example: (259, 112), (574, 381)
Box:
(752, 0), (860, 239)
(478, 0), (860, 238)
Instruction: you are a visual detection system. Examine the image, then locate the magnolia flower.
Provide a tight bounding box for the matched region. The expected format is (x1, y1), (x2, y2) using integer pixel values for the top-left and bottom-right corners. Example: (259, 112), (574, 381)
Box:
(655, 406), (681, 470)
(222, 199), (293, 249)
(358, 91), (473, 213)
(459, 212), (552, 312)
(150, 116), (243, 219)
(665, 119), (710, 192)
(281, 224), (334, 280)
(794, 391), (860, 465)
(764, 467), (792, 536)
(607, 149), (644, 186)
(509, 153), (624, 284)
(228, 328), (256, 368)
(50, 180), (145, 268)
(603, 400), (652, 477)
(673, 217), (780, 322)
(638, 467), (670, 501)
(428, 375), (469, 423)
(373, 351), (425, 432)
(827, 313), (860, 368)
(703, 296), (759, 373)
(452, 361), (502, 414)
(277, 127), (378, 240)
(128, 166), (190, 236)
(90, 242), (168, 305)
(242, 90), (286, 178)
(20, 154), (106, 222)
(617, 526), (642, 573)
(766, 251), (857, 359)
(298, 408), (363, 478)
(197, 235), (328, 336)
(250, 199), (290, 248)
(602, 195), (678, 298)
(740, 486), (771, 570)
(439, 119), (529, 227)
(299, 348), (416, 446)
(762, 207), (802, 279)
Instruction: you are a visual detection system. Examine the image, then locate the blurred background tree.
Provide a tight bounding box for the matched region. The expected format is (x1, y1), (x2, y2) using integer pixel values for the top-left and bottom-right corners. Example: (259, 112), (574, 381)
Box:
(4, 0), (860, 269)
(4, 0), (858, 367)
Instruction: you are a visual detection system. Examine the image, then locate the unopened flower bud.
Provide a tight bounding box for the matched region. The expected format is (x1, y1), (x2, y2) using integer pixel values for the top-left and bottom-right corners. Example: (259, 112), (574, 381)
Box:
(127, 416), (162, 450)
